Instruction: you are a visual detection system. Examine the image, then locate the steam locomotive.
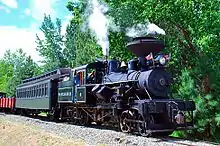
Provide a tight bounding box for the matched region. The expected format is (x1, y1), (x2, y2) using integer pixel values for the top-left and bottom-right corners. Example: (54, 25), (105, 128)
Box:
(1, 37), (196, 136)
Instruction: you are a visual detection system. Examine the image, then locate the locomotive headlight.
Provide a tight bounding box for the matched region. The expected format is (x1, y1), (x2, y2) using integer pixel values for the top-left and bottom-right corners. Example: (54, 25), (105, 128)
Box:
(159, 57), (166, 65)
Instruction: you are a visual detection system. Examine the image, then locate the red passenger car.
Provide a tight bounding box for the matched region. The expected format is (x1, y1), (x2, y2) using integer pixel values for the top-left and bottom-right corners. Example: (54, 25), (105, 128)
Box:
(0, 92), (16, 110)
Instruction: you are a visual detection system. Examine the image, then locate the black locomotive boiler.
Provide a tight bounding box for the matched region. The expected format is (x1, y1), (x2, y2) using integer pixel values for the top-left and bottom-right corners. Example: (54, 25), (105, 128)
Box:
(15, 37), (195, 136)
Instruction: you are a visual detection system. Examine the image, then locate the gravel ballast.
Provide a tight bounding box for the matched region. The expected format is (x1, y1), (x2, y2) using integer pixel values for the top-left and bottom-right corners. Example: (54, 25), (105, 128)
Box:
(0, 113), (216, 146)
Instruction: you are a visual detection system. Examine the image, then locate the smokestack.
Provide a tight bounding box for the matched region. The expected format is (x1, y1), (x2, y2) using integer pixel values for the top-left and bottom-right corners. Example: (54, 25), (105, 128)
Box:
(127, 37), (165, 57)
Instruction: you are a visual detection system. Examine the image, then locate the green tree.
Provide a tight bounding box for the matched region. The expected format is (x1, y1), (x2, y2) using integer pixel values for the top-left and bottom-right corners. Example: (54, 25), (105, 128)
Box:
(0, 60), (13, 92)
(1, 49), (41, 96)
(36, 15), (68, 71)
(65, 0), (102, 67)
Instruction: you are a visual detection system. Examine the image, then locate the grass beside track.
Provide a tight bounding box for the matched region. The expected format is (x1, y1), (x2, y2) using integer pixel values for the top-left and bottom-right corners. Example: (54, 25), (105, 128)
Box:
(0, 117), (86, 146)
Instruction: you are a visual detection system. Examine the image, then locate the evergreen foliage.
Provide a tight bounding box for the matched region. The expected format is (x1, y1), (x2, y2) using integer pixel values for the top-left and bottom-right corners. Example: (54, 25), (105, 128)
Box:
(0, 49), (41, 96)
(36, 15), (68, 71)
(0, 0), (220, 142)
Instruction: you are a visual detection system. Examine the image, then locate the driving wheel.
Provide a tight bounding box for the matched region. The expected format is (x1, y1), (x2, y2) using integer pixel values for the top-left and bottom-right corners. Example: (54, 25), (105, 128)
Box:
(119, 111), (132, 133)
(137, 114), (154, 137)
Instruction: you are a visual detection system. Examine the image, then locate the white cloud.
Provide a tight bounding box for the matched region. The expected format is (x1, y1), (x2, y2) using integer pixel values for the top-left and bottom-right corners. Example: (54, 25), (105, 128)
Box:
(0, 0), (18, 9)
(0, 0), (71, 64)
(0, 26), (43, 63)
(28, 0), (71, 35)
(24, 8), (31, 16)
(30, 0), (58, 21)
(0, 5), (10, 13)
(0, 0), (59, 63)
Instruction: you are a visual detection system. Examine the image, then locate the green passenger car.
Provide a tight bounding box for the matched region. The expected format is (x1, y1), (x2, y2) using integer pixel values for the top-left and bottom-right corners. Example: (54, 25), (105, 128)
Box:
(16, 68), (72, 110)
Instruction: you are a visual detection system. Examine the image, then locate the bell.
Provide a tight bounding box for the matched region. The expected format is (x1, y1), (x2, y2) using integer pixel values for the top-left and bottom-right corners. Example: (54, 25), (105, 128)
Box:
(120, 61), (127, 68)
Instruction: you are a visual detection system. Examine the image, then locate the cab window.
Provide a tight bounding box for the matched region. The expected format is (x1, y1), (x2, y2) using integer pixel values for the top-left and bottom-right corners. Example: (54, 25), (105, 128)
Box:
(75, 70), (86, 86)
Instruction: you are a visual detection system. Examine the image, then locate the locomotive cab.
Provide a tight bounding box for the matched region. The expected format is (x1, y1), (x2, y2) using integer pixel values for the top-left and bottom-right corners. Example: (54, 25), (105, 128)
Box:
(72, 61), (106, 104)
(86, 61), (105, 84)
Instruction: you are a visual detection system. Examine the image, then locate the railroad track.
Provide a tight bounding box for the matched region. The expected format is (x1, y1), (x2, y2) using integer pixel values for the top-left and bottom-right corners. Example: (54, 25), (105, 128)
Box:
(158, 136), (220, 146)
(1, 112), (219, 146)
(22, 115), (220, 146)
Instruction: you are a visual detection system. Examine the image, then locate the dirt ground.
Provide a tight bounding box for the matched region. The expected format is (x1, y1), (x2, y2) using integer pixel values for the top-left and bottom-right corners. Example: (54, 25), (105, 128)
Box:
(0, 118), (86, 146)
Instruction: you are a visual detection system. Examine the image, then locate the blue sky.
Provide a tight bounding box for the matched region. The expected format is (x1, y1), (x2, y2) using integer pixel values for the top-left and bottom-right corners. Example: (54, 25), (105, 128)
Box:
(0, 0), (72, 63)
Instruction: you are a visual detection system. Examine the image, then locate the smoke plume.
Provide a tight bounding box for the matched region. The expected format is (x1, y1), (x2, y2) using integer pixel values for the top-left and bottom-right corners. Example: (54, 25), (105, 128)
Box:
(87, 0), (165, 56)
(88, 0), (117, 57)
(126, 23), (166, 38)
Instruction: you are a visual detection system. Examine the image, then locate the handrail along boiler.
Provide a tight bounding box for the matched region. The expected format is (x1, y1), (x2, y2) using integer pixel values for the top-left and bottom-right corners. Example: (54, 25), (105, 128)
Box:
(14, 36), (196, 136)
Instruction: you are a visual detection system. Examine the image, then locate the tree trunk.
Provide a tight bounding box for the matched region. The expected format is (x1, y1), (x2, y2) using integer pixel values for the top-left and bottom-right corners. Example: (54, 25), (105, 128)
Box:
(204, 75), (210, 94)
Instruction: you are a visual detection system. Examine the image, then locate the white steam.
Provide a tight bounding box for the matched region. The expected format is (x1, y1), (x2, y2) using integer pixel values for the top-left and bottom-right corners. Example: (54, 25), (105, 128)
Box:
(88, 0), (115, 57)
(126, 23), (166, 38)
(87, 0), (166, 56)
